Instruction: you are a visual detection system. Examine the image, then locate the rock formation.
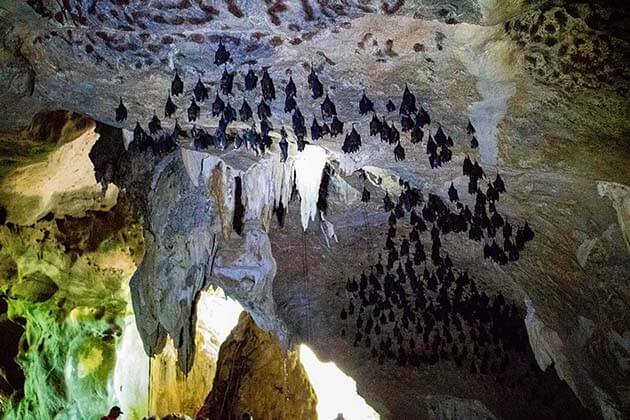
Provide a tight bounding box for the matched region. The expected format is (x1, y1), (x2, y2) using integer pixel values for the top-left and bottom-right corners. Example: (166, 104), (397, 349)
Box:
(196, 312), (317, 420)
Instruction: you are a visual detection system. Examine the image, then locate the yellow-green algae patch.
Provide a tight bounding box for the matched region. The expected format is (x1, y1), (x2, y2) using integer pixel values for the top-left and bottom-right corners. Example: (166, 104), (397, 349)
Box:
(0, 205), (142, 419)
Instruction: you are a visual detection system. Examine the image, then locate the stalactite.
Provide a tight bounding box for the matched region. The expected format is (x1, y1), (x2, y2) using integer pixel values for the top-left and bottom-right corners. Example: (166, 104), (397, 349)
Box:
(209, 161), (236, 240)
(242, 159), (275, 231)
(294, 145), (328, 230)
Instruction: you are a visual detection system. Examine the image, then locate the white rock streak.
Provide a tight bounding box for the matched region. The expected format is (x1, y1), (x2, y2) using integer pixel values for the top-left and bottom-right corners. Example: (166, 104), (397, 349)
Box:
(294, 145), (328, 230)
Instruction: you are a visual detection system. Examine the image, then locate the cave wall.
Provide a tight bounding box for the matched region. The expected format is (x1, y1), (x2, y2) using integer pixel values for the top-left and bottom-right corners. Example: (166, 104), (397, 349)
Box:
(197, 312), (317, 420)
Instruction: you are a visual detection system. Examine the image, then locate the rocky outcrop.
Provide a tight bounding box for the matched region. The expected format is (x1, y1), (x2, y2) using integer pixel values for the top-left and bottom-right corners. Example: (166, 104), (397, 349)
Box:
(0, 112), (117, 225)
(424, 395), (497, 420)
(598, 182), (630, 256)
(504, 2), (629, 94)
(148, 289), (243, 418)
(0, 203), (143, 419)
(129, 152), (216, 373)
(196, 312), (317, 420)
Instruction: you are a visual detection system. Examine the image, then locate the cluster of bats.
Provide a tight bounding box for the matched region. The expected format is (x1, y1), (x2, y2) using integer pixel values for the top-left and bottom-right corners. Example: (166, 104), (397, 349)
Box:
(337, 151), (540, 394)
(114, 41), (481, 165)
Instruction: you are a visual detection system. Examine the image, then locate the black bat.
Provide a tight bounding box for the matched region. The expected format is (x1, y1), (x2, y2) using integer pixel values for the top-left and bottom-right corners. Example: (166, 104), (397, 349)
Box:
(148, 113), (162, 134)
(212, 93), (225, 116)
(386, 99), (396, 112)
(164, 94), (177, 118)
(321, 94), (337, 119)
(362, 186), (371, 203)
(115, 98), (127, 122)
(257, 99), (271, 120)
(330, 116), (344, 137)
(187, 98), (200, 122)
(239, 99), (253, 121)
(308, 68), (323, 99)
(359, 92), (374, 115)
(410, 124), (423, 144)
(467, 119), (476, 135)
(171, 70), (183, 96)
(244, 68), (258, 91)
(394, 142), (406, 161)
(448, 182), (458, 202)
(220, 67), (234, 96)
(261, 68), (276, 101)
(311, 117), (322, 141)
(284, 95), (297, 113)
(417, 106), (431, 127)
(400, 113), (414, 132)
(370, 114), (382, 137)
(342, 125), (361, 153)
(293, 108), (307, 140)
(285, 76), (296, 98)
(223, 102), (236, 124)
(493, 174), (505, 193)
(400, 85), (417, 115)
(193, 77), (208, 102)
(214, 40), (230, 65)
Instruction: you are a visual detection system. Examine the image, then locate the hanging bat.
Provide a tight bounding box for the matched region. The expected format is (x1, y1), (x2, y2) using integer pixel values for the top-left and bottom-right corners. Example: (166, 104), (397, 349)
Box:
(400, 85), (417, 115)
(187, 98), (200, 122)
(212, 93), (225, 116)
(171, 70), (183, 96)
(257, 98), (271, 120)
(330, 116), (344, 137)
(400, 113), (414, 132)
(220, 67), (234, 96)
(308, 68), (323, 99)
(164, 94), (177, 118)
(370, 114), (382, 137)
(239, 99), (253, 121)
(284, 95), (297, 113)
(261, 68), (276, 101)
(359, 92), (374, 115)
(193, 77), (208, 102)
(342, 124), (361, 153)
(311, 117), (323, 141)
(394, 142), (406, 161)
(214, 40), (230, 65)
(321, 94), (337, 119)
(285, 75), (296, 98)
(244, 68), (258, 91)
(148, 113), (162, 134)
(115, 97), (127, 122)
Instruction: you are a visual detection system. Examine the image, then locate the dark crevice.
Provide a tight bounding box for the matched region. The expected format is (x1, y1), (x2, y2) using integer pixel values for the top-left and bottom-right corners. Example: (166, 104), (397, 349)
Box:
(232, 176), (245, 236)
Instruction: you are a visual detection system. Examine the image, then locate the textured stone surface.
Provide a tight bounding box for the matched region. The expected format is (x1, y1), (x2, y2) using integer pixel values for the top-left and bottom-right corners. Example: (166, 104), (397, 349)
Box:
(424, 395), (497, 420)
(196, 311), (317, 420)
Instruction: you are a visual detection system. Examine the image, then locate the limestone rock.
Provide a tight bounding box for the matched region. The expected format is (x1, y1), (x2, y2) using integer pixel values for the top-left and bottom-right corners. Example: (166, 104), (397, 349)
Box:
(598, 181), (630, 256)
(424, 395), (497, 420)
(196, 312), (317, 420)
(130, 152), (216, 373)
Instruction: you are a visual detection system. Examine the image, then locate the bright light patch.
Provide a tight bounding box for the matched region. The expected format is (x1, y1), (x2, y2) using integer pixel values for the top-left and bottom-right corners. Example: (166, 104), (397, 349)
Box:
(147, 289), (244, 417)
(299, 345), (380, 420)
(112, 314), (149, 420)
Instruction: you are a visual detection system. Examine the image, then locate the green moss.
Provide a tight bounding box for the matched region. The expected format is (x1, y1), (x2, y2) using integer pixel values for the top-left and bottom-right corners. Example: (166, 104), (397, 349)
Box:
(0, 219), (139, 419)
